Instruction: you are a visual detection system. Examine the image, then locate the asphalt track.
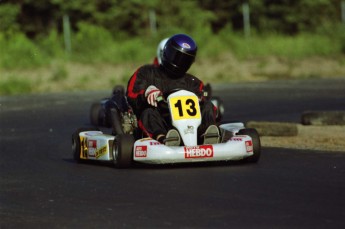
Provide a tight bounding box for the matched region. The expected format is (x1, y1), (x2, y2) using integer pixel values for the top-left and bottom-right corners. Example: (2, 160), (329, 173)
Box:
(1, 78), (345, 228)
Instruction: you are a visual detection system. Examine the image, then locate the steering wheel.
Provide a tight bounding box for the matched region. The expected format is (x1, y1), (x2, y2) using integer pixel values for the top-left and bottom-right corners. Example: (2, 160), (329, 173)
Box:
(156, 88), (185, 103)
(162, 88), (186, 99)
(156, 88), (187, 112)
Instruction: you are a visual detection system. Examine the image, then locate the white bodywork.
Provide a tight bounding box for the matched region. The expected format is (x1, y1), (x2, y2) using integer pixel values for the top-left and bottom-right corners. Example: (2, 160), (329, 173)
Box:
(78, 131), (114, 161)
(77, 124), (254, 164)
(133, 133), (253, 164)
(167, 90), (201, 146)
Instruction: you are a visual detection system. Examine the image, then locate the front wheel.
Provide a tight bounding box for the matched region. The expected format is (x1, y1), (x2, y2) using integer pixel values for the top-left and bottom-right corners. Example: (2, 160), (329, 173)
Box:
(112, 134), (135, 168)
(237, 128), (261, 163)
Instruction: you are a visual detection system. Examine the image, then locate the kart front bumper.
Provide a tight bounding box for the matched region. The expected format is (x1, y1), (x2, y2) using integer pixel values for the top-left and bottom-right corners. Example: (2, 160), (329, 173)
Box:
(133, 136), (254, 164)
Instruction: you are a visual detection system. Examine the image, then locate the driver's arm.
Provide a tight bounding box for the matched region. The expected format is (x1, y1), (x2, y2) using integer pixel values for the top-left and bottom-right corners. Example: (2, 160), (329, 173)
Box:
(126, 67), (148, 113)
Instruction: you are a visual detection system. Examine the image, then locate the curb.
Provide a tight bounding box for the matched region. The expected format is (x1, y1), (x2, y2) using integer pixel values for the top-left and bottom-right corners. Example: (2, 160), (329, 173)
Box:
(247, 111), (345, 137)
(301, 111), (345, 125)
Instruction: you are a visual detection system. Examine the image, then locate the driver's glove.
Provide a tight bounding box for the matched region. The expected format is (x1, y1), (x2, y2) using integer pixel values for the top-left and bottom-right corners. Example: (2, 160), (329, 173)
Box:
(145, 85), (162, 107)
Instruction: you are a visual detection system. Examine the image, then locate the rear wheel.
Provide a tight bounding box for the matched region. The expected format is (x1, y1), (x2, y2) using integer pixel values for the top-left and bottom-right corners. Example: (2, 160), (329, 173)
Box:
(110, 108), (124, 135)
(112, 85), (125, 96)
(112, 134), (134, 168)
(237, 128), (261, 163)
(72, 127), (100, 162)
(90, 102), (103, 126)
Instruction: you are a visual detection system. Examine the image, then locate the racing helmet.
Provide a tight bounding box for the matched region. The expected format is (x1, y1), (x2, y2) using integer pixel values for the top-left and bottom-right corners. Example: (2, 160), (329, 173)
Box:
(161, 34), (197, 77)
(156, 38), (169, 65)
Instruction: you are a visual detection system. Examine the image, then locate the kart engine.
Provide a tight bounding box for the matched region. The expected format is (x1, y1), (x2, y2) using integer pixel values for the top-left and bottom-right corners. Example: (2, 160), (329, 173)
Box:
(121, 111), (137, 135)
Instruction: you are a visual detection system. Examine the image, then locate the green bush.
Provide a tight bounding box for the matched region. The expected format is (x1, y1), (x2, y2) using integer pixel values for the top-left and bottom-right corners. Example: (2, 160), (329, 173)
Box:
(0, 33), (48, 69)
(0, 77), (33, 95)
(1, 23), (344, 69)
(37, 29), (65, 59)
(72, 23), (114, 62)
(71, 23), (156, 64)
(316, 23), (345, 55)
(0, 3), (20, 34)
(112, 38), (155, 63)
(217, 31), (342, 59)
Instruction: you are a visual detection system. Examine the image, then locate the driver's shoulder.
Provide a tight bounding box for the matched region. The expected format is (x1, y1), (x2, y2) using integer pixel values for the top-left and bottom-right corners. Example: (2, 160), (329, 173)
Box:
(138, 64), (161, 76)
(185, 73), (202, 83)
(139, 64), (158, 71)
(131, 65), (158, 83)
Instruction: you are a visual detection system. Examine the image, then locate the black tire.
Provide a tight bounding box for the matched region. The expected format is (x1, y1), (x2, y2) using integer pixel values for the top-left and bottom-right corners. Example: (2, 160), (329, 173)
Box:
(237, 128), (261, 163)
(72, 127), (100, 162)
(112, 85), (125, 96)
(112, 134), (134, 168)
(110, 108), (124, 135)
(90, 102), (102, 126)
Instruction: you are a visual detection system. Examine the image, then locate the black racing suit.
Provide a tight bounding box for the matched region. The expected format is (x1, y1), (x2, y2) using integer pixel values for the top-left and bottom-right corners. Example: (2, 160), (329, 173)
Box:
(126, 64), (217, 140)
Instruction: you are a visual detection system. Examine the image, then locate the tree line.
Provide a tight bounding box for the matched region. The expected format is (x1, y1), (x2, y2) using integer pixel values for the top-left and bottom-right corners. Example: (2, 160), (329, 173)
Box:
(0, 0), (343, 39)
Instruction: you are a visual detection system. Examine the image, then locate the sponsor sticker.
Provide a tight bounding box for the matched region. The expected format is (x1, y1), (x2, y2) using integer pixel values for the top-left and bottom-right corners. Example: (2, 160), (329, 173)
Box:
(87, 140), (97, 157)
(95, 145), (107, 158)
(184, 126), (194, 135)
(150, 142), (161, 145)
(182, 42), (191, 49)
(230, 137), (244, 141)
(184, 145), (213, 159)
(86, 139), (107, 158)
(245, 140), (253, 153)
(135, 145), (147, 157)
(88, 140), (97, 148)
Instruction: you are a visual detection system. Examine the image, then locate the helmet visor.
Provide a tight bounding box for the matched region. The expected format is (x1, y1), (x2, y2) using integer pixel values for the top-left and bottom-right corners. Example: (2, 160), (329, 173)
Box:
(164, 46), (195, 70)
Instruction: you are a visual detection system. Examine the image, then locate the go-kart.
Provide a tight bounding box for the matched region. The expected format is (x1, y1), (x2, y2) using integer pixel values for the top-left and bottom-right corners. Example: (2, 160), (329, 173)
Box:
(72, 88), (261, 168)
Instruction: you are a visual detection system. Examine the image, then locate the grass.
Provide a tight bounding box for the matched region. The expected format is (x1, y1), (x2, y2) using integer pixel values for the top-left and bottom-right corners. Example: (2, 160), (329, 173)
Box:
(1, 27), (345, 95)
(213, 32), (342, 59)
(0, 77), (33, 95)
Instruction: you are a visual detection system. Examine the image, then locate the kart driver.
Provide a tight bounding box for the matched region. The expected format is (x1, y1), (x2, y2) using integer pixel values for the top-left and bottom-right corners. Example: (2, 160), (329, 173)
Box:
(126, 34), (220, 146)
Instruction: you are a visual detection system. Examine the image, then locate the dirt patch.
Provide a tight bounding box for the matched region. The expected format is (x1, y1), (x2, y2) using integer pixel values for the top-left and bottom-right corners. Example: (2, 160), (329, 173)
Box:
(260, 125), (345, 152)
(2, 54), (345, 94)
(191, 54), (345, 83)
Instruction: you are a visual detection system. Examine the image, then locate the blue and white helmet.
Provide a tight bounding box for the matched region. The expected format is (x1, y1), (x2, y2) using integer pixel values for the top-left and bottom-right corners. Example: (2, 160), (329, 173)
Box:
(161, 34), (197, 77)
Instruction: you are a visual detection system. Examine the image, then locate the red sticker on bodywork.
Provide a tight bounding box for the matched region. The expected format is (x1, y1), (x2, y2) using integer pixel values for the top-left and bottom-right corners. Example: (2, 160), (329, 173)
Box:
(135, 145), (147, 157)
(88, 140), (97, 148)
(245, 140), (253, 153)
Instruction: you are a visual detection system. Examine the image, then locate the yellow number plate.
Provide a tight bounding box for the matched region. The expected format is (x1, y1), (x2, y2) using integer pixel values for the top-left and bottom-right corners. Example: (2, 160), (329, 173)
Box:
(169, 95), (201, 121)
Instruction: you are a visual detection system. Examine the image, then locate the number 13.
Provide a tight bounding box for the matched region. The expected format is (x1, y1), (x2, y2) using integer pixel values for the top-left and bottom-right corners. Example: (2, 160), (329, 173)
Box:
(174, 99), (197, 117)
